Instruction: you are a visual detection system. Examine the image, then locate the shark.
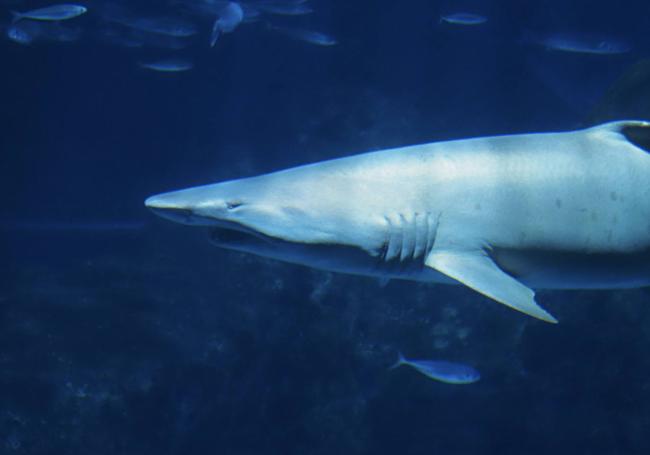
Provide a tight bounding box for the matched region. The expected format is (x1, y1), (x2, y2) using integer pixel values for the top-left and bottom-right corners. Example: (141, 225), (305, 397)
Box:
(145, 120), (650, 323)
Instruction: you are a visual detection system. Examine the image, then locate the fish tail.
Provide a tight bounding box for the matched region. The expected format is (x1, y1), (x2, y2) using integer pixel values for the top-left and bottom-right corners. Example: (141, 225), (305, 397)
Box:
(389, 351), (406, 370)
(10, 11), (23, 24)
(210, 20), (221, 47)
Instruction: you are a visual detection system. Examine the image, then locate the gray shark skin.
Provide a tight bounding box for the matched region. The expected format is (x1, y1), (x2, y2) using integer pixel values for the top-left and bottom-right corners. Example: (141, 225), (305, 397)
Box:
(145, 120), (650, 323)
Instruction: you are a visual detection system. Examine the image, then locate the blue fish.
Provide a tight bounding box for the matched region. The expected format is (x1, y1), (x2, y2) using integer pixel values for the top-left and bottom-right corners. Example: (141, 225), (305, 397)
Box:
(525, 31), (631, 55)
(210, 1), (244, 47)
(267, 23), (337, 46)
(391, 352), (480, 384)
(116, 16), (198, 38)
(6, 20), (81, 45)
(138, 59), (194, 72)
(440, 12), (487, 26)
(544, 34), (630, 55)
(11, 4), (87, 23)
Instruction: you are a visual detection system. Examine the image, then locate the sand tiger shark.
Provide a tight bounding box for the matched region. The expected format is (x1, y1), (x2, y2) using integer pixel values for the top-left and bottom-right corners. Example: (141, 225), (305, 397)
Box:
(145, 120), (650, 323)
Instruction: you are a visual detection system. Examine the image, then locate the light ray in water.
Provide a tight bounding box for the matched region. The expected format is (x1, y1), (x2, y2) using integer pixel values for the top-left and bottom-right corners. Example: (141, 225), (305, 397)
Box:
(0, 220), (147, 232)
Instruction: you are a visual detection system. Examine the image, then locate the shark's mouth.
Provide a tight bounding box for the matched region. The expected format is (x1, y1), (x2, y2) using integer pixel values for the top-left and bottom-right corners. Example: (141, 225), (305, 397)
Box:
(208, 224), (274, 248)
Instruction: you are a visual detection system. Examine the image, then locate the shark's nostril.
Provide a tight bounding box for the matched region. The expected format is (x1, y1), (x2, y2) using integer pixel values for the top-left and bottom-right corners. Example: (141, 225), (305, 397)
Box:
(226, 201), (244, 210)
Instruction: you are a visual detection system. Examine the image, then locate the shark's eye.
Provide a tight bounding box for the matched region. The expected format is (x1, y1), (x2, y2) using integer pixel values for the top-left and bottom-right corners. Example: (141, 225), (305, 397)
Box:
(226, 200), (244, 210)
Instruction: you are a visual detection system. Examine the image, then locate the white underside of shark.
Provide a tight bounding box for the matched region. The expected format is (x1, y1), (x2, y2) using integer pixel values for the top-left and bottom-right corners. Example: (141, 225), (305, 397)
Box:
(145, 120), (650, 323)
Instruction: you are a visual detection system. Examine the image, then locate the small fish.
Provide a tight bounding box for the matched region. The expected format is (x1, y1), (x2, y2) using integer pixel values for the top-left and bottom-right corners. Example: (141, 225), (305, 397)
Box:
(210, 1), (244, 47)
(6, 23), (33, 44)
(390, 352), (480, 384)
(6, 20), (80, 45)
(267, 24), (336, 46)
(440, 12), (487, 26)
(139, 59), (194, 72)
(532, 32), (631, 55)
(11, 4), (87, 23)
(121, 17), (198, 38)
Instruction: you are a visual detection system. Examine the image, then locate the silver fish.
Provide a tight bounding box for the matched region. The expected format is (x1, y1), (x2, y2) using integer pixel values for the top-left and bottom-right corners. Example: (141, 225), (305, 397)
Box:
(6, 22), (33, 44)
(119, 17), (198, 38)
(139, 59), (194, 72)
(210, 1), (244, 47)
(391, 352), (480, 384)
(440, 12), (487, 25)
(6, 20), (80, 44)
(532, 32), (631, 55)
(267, 24), (336, 46)
(11, 4), (87, 23)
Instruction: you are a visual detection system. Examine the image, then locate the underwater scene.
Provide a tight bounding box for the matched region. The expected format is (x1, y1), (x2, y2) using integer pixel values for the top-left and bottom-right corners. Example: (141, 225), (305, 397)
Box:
(3, 0), (650, 453)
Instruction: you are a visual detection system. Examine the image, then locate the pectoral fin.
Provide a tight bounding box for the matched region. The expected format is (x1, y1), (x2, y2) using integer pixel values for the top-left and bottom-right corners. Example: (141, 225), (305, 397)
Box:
(425, 249), (558, 323)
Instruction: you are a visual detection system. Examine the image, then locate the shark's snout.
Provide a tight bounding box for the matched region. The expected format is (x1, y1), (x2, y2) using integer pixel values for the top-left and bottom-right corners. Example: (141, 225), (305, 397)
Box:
(144, 194), (175, 211)
(146, 187), (278, 253)
(145, 193), (217, 226)
(147, 205), (194, 225)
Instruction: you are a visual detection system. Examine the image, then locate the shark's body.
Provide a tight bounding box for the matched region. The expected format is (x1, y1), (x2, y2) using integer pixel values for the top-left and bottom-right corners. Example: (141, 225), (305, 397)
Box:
(146, 121), (650, 322)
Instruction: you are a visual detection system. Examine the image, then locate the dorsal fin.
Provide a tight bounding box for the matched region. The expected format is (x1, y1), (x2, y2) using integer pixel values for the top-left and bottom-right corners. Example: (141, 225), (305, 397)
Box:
(589, 120), (650, 153)
(621, 121), (650, 152)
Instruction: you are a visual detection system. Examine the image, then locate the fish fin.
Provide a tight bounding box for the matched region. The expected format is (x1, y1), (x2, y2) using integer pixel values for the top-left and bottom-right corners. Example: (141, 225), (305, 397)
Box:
(587, 119), (650, 135)
(424, 249), (558, 323)
(389, 351), (406, 370)
(587, 120), (650, 153)
(210, 20), (221, 47)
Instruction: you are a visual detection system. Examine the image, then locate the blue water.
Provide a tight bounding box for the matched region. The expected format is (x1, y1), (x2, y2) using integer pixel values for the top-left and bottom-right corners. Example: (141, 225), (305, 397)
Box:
(2, 0), (650, 453)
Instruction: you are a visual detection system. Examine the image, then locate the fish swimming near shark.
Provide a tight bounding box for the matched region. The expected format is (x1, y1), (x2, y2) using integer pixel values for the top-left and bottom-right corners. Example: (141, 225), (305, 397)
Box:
(145, 120), (650, 323)
(11, 4), (87, 23)
(390, 352), (480, 384)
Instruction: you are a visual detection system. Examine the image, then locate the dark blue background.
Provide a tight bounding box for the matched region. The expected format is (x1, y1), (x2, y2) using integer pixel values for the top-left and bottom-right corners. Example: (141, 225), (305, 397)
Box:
(2, 1), (650, 454)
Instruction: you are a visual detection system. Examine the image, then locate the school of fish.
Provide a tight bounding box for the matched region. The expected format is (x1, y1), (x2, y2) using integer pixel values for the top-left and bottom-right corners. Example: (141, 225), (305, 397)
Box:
(2, 1), (339, 71)
(2, 1), (634, 72)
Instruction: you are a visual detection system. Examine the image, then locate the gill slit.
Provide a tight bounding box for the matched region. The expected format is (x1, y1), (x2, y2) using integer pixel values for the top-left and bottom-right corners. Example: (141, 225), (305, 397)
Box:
(378, 212), (441, 272)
